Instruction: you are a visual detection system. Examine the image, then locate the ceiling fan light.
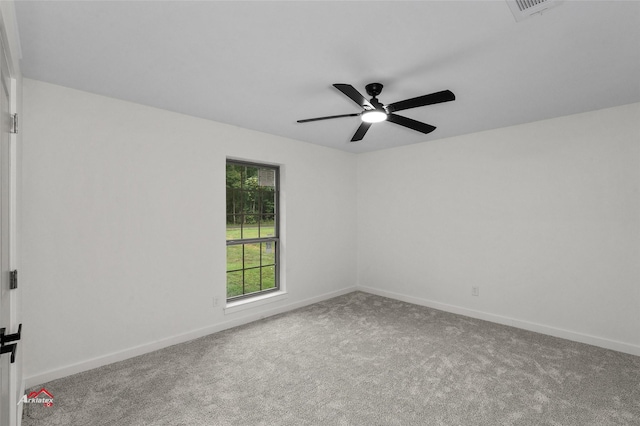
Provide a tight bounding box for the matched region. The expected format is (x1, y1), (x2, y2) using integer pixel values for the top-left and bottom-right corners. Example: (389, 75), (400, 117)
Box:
(361, 109), (387, 123)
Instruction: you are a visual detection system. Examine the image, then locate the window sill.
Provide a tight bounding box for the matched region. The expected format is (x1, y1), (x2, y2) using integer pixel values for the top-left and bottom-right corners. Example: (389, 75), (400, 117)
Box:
(224, 291), (288, 315)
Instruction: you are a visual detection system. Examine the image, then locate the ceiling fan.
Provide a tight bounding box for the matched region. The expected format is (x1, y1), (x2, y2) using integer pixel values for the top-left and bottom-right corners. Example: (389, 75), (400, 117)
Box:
(297, 83), (455, 142)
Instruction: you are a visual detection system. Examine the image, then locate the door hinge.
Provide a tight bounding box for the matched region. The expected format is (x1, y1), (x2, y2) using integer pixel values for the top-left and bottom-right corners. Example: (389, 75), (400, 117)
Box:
(10, 113), (18, 134)
(10, 269), (17, 289)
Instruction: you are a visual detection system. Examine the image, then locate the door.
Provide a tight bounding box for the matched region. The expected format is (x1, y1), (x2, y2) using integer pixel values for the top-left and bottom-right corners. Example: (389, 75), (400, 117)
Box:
(0, 31), (19, 426)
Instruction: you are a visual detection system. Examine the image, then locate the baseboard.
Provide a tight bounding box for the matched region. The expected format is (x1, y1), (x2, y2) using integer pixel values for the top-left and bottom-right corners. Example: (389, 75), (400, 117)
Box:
(24, 286), (357, 388)
(357, 285), (640, 357)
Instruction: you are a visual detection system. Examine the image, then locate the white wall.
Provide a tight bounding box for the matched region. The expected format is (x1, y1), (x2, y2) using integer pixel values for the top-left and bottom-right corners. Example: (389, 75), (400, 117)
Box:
(22, 78), (639, 386)
(21, 79), (358, 385)
(357, 103), (640, 355)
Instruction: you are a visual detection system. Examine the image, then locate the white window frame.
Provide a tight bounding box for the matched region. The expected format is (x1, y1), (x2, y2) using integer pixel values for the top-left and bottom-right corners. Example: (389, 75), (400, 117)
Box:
(225, 159), (280, 303)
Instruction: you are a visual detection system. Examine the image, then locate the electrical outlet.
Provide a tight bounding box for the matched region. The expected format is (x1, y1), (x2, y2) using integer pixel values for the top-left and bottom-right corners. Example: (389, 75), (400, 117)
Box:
(213, 297), (219, 307)
(472, 286), (479, 296)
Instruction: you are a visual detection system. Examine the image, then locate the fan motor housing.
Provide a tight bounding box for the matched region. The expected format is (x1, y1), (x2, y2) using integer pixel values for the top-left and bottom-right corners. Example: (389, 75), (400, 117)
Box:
(365, 83), (383, 98)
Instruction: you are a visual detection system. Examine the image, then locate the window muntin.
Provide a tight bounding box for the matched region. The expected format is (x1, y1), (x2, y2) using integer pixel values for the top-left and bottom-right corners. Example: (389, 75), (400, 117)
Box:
(226, 161), (279, 300)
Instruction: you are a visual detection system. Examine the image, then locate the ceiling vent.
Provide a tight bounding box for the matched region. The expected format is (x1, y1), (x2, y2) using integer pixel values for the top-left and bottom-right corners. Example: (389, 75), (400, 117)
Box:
(506, 0), (562, 22)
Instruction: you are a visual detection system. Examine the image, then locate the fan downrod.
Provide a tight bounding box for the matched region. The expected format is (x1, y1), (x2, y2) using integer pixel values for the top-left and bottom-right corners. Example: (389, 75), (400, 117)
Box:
(365, 83), (383, 98)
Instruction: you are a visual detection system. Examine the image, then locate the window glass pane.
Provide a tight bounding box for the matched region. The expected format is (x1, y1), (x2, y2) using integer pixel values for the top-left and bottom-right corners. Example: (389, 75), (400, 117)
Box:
(242, 219), (260, 239)
(261, 266), (275, 290)
(260, 188), (276, 214)
(262, 242), (275, 266)
(244, 268), (262, 294)
(227, 271), (243, 298)
(244, 190), (259, 215)
(226, 186), (243, 241)
(259, 217), (275, 238)
(226, 164), (244, 188)
(243, 243), (261, 269)
(226, 218), (241, 240)
(227, 188), (243, 217)
(258, 168), (276, 188)
(226, 245), (243, 272)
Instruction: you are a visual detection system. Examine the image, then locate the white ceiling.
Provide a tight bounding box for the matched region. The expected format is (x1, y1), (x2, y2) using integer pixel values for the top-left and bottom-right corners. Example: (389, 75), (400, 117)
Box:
(14, 1), (640, 153)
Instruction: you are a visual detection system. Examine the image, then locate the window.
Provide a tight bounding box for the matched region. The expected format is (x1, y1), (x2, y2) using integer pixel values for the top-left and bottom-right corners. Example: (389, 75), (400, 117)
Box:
(226, 160), (279, 301)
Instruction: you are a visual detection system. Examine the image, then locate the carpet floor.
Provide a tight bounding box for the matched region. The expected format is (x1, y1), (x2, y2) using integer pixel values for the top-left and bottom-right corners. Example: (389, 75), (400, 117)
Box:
(22, 291), (640, 425)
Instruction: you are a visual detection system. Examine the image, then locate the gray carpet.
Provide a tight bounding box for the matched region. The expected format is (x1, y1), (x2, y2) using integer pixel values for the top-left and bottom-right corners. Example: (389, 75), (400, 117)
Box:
(22, 291), (640, 425)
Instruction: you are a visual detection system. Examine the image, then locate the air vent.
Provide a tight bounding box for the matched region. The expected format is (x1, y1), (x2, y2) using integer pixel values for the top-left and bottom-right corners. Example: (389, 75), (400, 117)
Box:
(506, 0), (562, 22)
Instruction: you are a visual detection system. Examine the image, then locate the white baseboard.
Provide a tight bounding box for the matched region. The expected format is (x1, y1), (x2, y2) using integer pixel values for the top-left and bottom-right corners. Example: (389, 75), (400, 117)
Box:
(356, 285), (640, 357)
(24, 286), (357, 388)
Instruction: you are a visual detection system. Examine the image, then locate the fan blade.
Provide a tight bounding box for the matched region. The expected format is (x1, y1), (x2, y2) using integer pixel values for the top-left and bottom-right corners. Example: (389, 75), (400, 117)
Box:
(297, 113), (360, 123)
(387, 114), (436, 134)
(387, 90), (455, 113)
(334, 84), (374, 110)
(351, 122), (372, 142)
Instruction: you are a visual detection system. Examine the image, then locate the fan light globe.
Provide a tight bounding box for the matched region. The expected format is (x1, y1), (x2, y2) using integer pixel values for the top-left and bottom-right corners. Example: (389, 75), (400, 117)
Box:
(361, 110), (387, 123)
